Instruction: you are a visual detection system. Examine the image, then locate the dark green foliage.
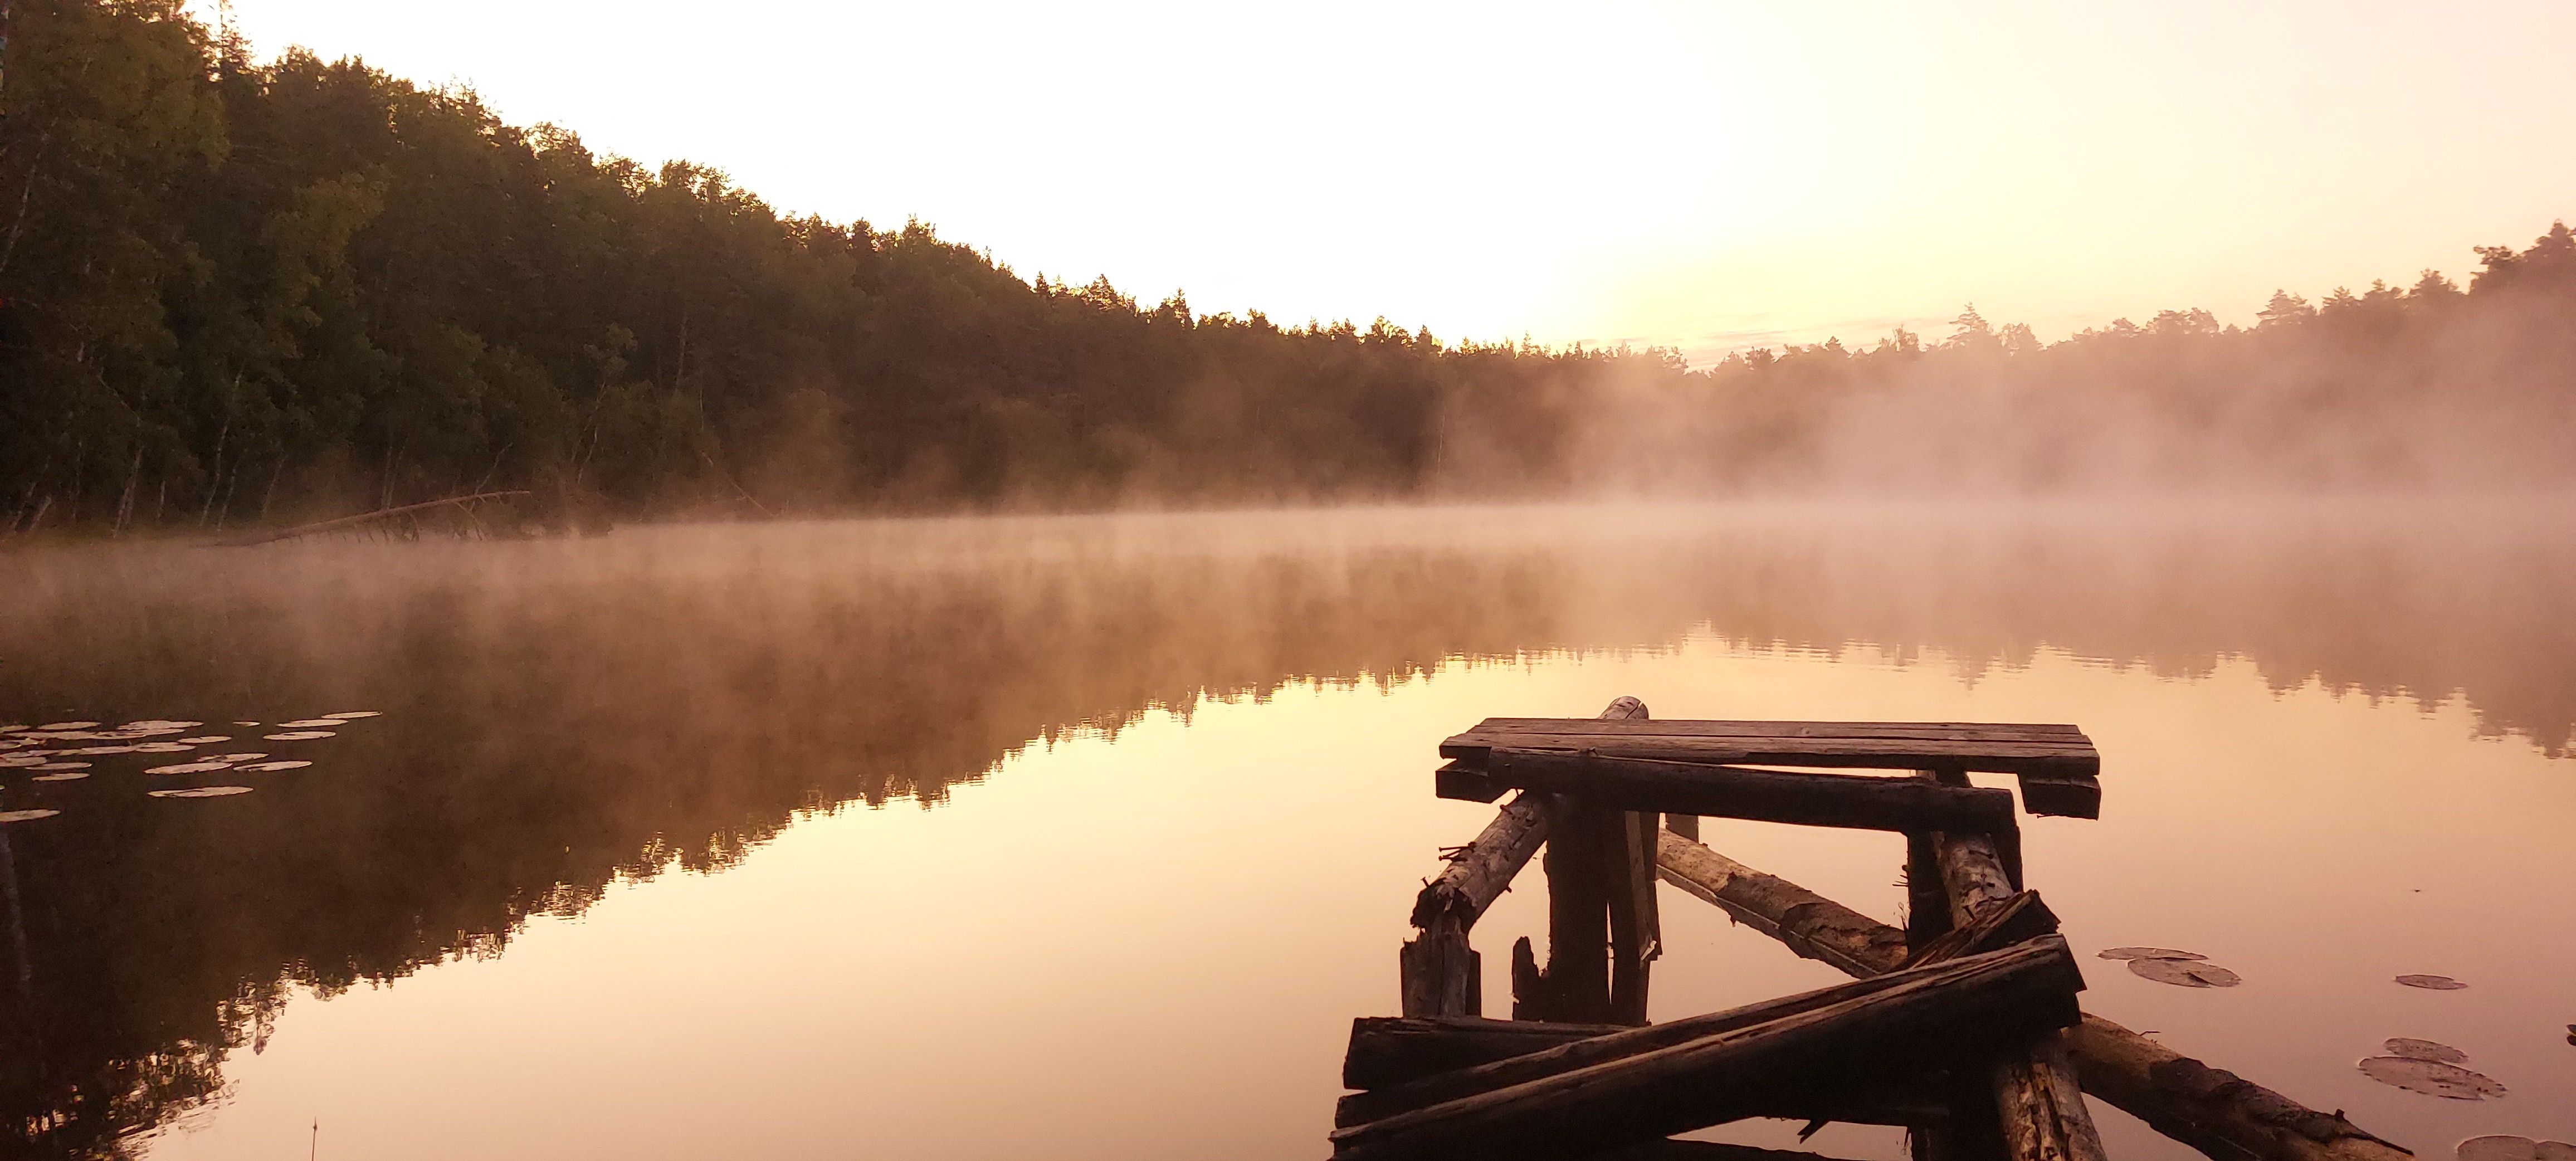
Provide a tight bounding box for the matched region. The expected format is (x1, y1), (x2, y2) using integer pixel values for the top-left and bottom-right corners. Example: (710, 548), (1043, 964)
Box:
(3, 1), (2574, 535)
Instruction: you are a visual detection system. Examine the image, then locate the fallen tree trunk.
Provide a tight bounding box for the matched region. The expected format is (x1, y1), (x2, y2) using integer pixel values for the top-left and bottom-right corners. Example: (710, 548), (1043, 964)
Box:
(1655, 832), (2412, 1161)
(1329, 938), (2085, 1161)
(213, 490), (530, 547)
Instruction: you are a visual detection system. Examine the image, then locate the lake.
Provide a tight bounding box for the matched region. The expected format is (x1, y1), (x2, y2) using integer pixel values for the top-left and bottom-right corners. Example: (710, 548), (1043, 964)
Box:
(3, 502), (2572, 1159)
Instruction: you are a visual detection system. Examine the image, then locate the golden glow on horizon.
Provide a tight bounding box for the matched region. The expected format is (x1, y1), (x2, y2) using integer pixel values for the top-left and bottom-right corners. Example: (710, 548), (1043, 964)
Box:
(203, 1), (2576, 360)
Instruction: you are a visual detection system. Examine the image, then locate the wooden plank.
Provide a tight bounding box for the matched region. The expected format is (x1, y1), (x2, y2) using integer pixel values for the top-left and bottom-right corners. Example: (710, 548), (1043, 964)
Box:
(1476, 750), (2022, 836)
(1344, 1015), (1629, 1090)
(1607, 808), (1661, 1025)
(1440, 718), (2102, 818)
(1339, 953), (2002, 1129)
(1456, 719), (2090, 742)
(1532, 795), (1614, 1022)
(1653, 833), (2412, 1161)
(1328, 938), (2086, 1161)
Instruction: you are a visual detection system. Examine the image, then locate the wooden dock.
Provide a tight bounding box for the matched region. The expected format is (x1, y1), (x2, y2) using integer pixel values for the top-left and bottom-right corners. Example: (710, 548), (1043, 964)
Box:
(1334, 697), (2411, 1161)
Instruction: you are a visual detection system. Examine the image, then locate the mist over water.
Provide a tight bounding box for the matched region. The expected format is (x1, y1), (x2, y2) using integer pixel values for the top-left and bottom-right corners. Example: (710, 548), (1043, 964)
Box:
(2, 500), (2573, 1158)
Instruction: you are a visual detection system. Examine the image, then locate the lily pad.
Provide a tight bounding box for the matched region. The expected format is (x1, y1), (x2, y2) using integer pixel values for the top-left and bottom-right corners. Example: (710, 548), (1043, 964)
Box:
(276, 719), (343, 728)
(32, 772), (90, 782)
(2358, 1055), (2505, 1099)
(2099, 947), (2208, 961)
(31, 762), (91, 772)
(145, 761), (234, 775)
(207, 753), (268, 763)
(37, 721), (99, 730)
(175, 736), (230, 744)
(132, 743), (196, 753)
(68, 745), (140, 755)
(321, 711), (381, 719)
(121, 720), (202, 730)
(2459, 1137), (2576, 1161)
(0, 809), (61, 823)
(0, 755), (46, 768)
(148, 786), (253, 798)
(263, 731), (335, 741)
(2129, 958), (2242, 987)
(2397, 974), (2468, 990)
(233, 760), (311, 772)
(233, 721), (260, 726)
(0, 725), (26, 733)
(2385, 1038), (2468, 1064)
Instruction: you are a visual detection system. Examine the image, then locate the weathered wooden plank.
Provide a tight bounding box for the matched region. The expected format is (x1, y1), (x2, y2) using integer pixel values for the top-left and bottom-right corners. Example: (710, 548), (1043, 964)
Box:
(1328, 938), (2086, 1161)
(1344, 1015), (1629, 1090)
(1608, 808), (1662, 1025)
(1398, 916), (1479, 1018)
(1457, 719), (2090, 742)
(1900, 890), (2059, 969)
(1653, 833), (2412, 1161)
(1532, 795), (1615, 1022)
(1440, 718), (2102, 818)
(1339, 955), (1985, 1128)
(1476, 750), (2022, 836)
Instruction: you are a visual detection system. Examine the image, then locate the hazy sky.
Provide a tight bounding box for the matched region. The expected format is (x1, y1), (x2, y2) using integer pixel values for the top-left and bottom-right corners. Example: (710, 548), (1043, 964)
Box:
(203, 1), (2576, 362)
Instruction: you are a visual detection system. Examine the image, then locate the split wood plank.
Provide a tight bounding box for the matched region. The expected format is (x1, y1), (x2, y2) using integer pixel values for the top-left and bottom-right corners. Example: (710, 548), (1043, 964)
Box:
(1608, 807), (1661, 1025)
(1329, 938), (2086, 1161)
(1653, 831), (2413, 1161)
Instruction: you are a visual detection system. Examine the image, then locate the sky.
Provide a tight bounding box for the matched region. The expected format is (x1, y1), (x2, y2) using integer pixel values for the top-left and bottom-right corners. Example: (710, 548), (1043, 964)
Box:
(199, 1), (2576, 363)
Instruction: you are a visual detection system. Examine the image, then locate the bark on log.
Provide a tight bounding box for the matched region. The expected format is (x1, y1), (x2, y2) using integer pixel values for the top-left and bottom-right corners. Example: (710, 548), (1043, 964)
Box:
(1653, 834), (2412, 1161)
(1477, 751), (2021, 838)
(1655, 831), (1911, 978)
(1344, 1015), (1631, 1090)
(1924, 798), (2107, 1161)
(1340, 957), (1983, 1128)
(1329, 939), (2085, 1161)
(1403, 696), (1647, 1017)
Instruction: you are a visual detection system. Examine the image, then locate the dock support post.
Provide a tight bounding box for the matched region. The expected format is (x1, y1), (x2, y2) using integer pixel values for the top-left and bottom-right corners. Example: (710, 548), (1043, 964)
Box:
(1517, 695), (1648, 1023)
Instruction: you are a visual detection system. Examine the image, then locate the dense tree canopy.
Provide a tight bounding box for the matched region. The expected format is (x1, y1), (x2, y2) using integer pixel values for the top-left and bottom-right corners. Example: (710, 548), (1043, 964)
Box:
(3, 0), (2573, 537)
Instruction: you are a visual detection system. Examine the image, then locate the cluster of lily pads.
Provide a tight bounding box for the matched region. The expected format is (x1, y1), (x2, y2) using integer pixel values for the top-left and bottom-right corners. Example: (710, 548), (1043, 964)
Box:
(2096, 938), (2559, 1133)
(0, 711), (379, 819)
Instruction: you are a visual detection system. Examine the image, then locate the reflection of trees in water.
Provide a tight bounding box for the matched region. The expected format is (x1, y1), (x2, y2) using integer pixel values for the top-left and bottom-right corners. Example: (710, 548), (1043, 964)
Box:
(0, 508), (2567, 1154)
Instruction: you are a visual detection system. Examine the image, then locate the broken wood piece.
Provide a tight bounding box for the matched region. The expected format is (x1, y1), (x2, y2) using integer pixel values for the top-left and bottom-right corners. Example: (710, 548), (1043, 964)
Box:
(1532, 796), (1616, 1022)
(1440, 718), (2101, 818)
(1900, 890), (2060, 969)
(1653, 832), (2412, 1161)
(1329, 938), (2087, 1161)
(1608, 808), (1662, 1025)
(1475, 750), (2023, 838)
(1398, 915), (1480, 1018)
(1344, 1014), (1631, 1090)
(1338, 948), (2028, 1128)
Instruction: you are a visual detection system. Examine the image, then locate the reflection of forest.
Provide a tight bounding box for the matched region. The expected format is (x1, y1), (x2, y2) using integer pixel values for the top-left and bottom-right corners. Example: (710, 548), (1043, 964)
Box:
(1, 505), (2569, 1155)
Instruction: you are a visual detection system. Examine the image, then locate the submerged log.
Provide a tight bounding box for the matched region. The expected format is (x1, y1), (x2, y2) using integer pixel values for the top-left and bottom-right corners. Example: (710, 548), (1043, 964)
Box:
(214, 490), (530, 546)
(1474, 751), (2022, 838)
(1329, 938), (2085, 1161)
(1337, 949), (2012, 1129)
(1654, 833), (2412, 1161)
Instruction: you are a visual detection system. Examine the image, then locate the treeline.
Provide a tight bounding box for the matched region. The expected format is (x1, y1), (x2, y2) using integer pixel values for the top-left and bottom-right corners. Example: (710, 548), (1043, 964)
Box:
(4, 1), (2574, 536)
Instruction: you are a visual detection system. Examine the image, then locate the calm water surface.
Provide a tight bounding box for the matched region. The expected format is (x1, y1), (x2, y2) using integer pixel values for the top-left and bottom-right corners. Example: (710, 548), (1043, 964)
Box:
(2, 503), (2572, 1159)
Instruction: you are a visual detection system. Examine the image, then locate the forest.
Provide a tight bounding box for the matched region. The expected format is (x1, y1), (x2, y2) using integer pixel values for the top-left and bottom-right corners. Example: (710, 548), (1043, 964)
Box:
(4, 0), (2575, 536)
